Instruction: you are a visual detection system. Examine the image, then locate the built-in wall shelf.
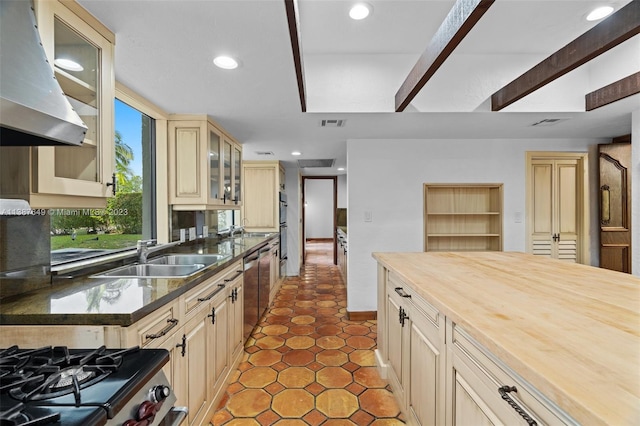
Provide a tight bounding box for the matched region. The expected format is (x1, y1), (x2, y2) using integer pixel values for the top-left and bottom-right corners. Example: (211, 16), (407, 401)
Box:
(424, 183), (503, 252)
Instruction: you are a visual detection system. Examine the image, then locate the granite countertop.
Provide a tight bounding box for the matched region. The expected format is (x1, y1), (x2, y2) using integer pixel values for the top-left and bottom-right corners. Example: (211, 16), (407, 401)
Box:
(372, 251), (640, 426)
(0, 234), (277, 326)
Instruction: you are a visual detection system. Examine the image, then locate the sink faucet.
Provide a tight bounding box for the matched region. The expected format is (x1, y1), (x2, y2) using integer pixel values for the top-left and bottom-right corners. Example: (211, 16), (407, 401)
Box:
(229, 225), (244, 238)
(137, 239), (181, 263)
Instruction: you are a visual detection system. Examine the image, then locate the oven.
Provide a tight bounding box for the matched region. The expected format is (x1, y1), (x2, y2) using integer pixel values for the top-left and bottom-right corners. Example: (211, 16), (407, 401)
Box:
(0, 345), (187, 426)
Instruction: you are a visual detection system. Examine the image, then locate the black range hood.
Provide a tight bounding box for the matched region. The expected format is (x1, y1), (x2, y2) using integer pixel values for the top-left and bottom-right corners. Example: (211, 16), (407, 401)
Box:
(0, 0), (87, 146)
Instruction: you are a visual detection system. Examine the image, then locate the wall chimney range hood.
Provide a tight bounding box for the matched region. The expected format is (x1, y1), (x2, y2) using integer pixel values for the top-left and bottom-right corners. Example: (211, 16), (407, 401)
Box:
(0, 0), (87, 146)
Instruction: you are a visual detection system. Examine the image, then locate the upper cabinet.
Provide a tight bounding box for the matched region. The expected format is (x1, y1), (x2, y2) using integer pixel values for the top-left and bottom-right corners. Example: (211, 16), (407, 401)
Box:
(0, 0), (115, 208)
(168, 115), (242, 210)
(242, 161), (284, 232)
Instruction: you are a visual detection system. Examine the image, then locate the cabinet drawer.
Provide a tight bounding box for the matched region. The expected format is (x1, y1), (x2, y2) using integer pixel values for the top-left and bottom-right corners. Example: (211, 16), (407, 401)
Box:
(451, 323), (578, 426)
(137, 303), (180, 348)
(388, 271), (439, 325)
(183, 261), (243, 317)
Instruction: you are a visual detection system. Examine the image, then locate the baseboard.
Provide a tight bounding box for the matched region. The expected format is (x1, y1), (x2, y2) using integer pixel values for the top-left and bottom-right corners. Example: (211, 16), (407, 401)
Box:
(347, 310), (377, 321)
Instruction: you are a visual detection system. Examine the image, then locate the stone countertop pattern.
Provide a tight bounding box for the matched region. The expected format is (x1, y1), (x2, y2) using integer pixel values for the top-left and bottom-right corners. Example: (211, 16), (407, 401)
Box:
(0, 235), (276, 326)
(372, 251), (640, 426)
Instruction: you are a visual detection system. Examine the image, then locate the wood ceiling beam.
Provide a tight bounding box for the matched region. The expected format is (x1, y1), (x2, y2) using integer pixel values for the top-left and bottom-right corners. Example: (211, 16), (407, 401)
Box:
(492, 0), (640, 111)
(394, 0), (495, 112)
(585, 72), (640, 111)
(284, 0), (307, 112)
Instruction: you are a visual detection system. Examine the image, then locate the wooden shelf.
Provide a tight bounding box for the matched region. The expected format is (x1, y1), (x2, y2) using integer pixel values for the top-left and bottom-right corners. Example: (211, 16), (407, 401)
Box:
(424, 183), (503, 252)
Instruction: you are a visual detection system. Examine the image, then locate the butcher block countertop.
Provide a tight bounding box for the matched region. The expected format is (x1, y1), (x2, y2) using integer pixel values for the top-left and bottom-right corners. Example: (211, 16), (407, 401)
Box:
(372, 251), (640, 426)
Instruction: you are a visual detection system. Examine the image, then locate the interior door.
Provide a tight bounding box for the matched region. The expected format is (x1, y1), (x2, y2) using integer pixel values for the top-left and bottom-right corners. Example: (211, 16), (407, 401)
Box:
(529, 158), (581, 262)
(599, 140), (632, 273)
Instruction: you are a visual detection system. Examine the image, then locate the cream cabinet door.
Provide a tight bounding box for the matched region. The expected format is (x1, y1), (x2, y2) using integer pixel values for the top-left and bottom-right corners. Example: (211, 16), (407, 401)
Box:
(209, 290), (230, 395)
(385, 285), (410, 407)
(182, 309), (210, 425)
(227, 273), (244, 363)
(529, 158), (581, 262)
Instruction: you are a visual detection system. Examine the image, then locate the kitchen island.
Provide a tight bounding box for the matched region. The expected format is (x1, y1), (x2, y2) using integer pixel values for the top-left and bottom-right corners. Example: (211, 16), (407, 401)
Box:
(373, 251), (640, 426)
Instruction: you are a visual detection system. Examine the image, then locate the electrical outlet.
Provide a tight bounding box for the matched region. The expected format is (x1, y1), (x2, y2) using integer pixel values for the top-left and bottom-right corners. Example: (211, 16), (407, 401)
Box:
(189, 227), (196, 241)
(179, 229), (186, 243)
(364, 211), (372, 222)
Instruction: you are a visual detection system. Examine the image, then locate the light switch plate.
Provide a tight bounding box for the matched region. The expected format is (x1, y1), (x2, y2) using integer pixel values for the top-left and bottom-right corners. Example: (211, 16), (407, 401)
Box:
(179, 229), (186, 243)
(364, 211), (372, 222)
(189, 227), (196, 241)
(514, 212), (523, 223)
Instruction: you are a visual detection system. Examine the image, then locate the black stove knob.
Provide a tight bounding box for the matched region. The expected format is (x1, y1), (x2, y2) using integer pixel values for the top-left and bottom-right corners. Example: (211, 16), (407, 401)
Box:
(151, 385), (170, 402)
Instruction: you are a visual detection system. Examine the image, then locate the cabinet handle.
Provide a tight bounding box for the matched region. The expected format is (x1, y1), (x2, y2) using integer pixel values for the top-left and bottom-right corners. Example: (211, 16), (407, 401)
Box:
(208, 307), (216, 324)
(145, 318), (179, 340)
(552, 233), (560, 242)
(197, 285), (225, 302)
(399, 307), (409, 327)
(498, 386), (537, 426)
(228, 287), (238, 303)
(224, 270), (243, 282)
(176, 334), (187, 357)
(106, 173), (117, 195)
(394, 287), (412, 298)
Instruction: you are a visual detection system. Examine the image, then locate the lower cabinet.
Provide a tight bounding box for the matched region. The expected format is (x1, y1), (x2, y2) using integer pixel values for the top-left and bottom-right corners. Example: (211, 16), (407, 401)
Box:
(383, 272), (446, 426)
(377, 265), (576, 426)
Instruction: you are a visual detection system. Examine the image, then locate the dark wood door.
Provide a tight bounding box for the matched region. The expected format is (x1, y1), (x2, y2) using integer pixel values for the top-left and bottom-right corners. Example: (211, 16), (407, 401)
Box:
(599, 139), (632, 273)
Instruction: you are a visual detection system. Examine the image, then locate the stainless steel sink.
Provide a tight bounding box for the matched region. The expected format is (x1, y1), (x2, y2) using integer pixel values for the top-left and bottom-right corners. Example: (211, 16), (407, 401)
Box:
(147, 254), (230, 266)
(92, 263), (206, 278)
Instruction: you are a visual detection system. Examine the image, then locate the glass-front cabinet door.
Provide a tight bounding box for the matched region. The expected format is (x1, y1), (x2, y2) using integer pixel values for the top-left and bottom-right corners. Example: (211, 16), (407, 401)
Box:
(209, 126), (221, 203)
(34, 1), (114, 204)
(222, 138), (232, 204)
(233, 145), (242, 205)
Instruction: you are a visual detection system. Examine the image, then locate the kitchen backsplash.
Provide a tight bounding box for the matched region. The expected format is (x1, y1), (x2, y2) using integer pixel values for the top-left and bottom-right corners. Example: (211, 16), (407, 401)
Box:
(0, 214), (51, 298)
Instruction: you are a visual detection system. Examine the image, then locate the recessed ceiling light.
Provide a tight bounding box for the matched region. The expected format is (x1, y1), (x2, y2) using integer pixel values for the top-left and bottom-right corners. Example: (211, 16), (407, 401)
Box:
(291, 151), (302, 156)
(54, 58), (83, 72)
(586, 6), (614, 21)
(337, 167), (345, 171)
(349, 3), (372, 20)
(213, 55), (239, 69)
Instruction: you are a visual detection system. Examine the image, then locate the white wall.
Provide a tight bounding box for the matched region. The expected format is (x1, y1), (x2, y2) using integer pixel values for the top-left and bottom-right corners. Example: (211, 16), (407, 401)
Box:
(284, 165), (301, 276)
(632, 110), (639, 277)
(305, 179), (334, 239)
(346, 138), (605, 313)
(338, 174), (347, 208)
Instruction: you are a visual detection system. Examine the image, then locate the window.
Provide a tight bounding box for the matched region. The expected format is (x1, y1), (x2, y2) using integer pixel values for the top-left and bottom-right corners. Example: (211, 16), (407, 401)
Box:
(50, 99), (156, 264)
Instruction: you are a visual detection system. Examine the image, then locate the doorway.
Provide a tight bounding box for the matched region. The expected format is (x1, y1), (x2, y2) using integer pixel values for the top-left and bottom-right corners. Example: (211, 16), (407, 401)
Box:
(302, 176), (337, 265)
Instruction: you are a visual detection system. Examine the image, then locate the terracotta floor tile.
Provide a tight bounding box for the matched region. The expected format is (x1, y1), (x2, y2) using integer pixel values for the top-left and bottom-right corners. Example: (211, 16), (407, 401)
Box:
(211, 242), (405, 425)
(226, 389), (271, 417)
(248, 349), (282, 366)
(255, 335), (285, 350)
(316, 366), (353, 388)
(272, 389), (314, 417)
(360, 388), (401, 417)
(354, 366), (388, 388)
(316, 349), (349, 366)
(316, 389), (359, 418)
(238, 367), (277, 388)
(277, 366), (315, 388)
(282, 349), (315, 366)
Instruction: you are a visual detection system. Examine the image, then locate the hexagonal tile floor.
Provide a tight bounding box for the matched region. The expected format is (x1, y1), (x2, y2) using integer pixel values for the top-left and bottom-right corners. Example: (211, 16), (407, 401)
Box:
(211, 241), (405, 425)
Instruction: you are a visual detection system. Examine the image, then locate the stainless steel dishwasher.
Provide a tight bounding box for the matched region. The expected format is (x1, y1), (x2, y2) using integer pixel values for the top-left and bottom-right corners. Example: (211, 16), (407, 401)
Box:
(243, 246), (271, 341)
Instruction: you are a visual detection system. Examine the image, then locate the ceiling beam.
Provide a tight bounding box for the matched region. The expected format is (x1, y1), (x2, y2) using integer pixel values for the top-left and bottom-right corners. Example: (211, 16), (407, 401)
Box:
(586, 72), (640, 111)
(492, 1), (640, 111)
(394, 0), (495, 112)
(284, 0), (306, 112)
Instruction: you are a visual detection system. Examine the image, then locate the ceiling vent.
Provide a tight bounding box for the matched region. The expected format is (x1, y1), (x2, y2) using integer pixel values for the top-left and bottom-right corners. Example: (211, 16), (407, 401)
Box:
(530, 118), (569, 127)
(298, 159), (335, 168)
(320, 119), (346, 128)
(255, 150), (274, 156)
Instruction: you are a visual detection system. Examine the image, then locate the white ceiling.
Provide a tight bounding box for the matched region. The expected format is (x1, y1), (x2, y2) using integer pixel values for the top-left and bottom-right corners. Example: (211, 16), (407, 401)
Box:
(78, 0), (639, 175)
